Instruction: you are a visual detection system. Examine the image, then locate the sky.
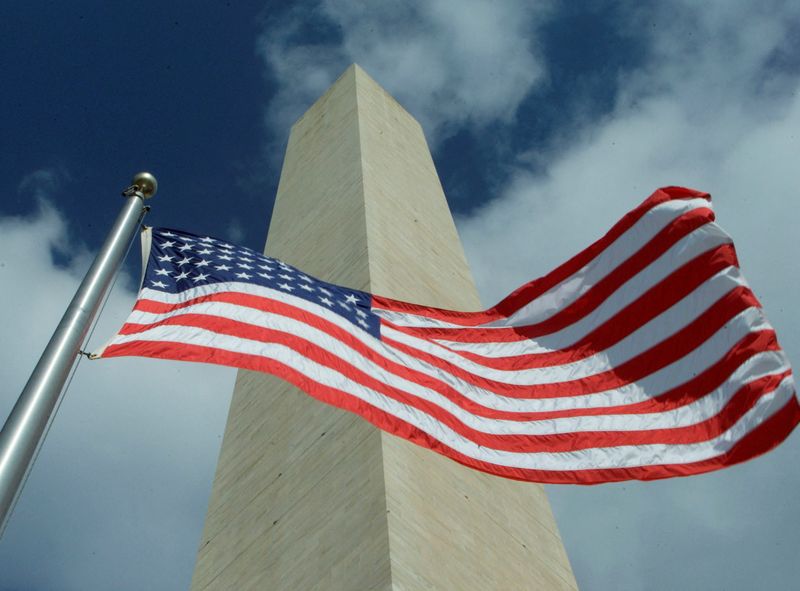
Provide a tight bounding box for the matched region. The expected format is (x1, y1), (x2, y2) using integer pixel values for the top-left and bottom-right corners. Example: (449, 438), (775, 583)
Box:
(0, 1), (798, 589)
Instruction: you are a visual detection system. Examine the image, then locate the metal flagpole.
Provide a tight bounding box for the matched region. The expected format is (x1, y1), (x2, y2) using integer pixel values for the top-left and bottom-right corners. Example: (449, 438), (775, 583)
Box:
(0, 172), (158, 536)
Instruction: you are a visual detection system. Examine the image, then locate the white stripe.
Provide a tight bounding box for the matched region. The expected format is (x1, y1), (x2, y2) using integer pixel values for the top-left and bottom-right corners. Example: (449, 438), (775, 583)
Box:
(109, 303), (792, 434)
(104, 323), (796, 470)
(374, 198), (712, 329)
(434, 255), (742, 360)
(113, 295), (783, 416)
(382, 306), (768, 385)
(384, 220), (733, 358)
(403, 267), (748, 369)
(110, 282), (775, 410)
(126, 269), (763, 403)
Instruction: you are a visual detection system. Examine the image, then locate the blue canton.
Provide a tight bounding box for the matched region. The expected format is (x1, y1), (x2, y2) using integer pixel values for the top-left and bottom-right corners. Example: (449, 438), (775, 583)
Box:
(144, 228), (380, 338)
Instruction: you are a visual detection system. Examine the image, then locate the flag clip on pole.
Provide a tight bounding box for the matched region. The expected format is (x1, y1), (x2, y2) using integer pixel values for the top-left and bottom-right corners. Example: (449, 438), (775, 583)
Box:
(0, 172), (158, 537)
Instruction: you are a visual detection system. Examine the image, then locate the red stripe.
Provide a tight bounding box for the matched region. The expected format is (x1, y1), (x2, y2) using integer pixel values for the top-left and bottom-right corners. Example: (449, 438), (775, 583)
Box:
(568, 331), (783, 416)
(429, 394), (800, 484)
(466, 331), (784, 422)
(372, 187), (711, 325)
(495, 370), (793, 452)
(103, 310), (791, 453)
(113, 298), (543, 420)
(118, 284), (768, 405)
(100, 338), (799, 482)
(110, 296), (783, 425)
(382, 286), (761, 397)
(445, 249), (744, 370)
(390, 208), (720, 342)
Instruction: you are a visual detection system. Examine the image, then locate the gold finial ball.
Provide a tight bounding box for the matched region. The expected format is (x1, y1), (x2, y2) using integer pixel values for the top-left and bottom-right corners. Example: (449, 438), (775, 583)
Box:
(131, 171), (158, 199)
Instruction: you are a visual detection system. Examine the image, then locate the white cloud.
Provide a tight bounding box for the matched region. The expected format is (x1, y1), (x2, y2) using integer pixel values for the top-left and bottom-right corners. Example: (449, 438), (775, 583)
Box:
(17, 166), (70, 200)
(0, 201), (234, 590)
(456, 3), (800, 589)
(226, 217), (246, 244)
(9, 4), (785, 589)
(259, 0), (550, 142)
(458, 1), (800, 349)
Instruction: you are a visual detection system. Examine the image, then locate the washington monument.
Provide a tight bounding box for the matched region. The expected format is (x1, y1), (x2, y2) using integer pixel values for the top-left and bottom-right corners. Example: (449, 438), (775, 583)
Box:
(190, 65), (577, 590)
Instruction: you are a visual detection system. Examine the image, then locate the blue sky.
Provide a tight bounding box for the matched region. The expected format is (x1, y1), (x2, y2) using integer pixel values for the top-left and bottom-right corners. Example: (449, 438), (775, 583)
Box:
(1, 1), (799, 589)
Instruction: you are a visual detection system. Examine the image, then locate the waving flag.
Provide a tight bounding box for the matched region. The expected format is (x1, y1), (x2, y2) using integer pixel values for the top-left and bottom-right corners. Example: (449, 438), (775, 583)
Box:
(94, 187), (799, 484)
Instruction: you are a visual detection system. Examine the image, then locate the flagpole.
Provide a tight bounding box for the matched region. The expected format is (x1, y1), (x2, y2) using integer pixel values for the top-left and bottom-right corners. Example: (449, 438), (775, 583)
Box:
(0, 172), (158, 536)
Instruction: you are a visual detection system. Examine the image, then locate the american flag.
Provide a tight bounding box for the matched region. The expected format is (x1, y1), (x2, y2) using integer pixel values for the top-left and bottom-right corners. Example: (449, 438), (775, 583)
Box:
(95, 187), (799, 483)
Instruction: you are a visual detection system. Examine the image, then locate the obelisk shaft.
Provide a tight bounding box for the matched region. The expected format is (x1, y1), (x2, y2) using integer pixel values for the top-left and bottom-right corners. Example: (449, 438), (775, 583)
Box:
(191, 65), (577, 590)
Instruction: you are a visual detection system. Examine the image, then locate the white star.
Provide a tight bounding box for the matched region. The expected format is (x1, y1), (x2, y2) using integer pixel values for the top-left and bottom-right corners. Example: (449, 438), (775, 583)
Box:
(319, 296), (333, 306)
(175, 271), (190, 280)
(195, 259), (210, 268)
(258, 264), (273, 271)
(219, 242), (234, 249)
(355, 309), (367, 318)
(238, 263), (253, 269)
(235, 272), (252, 279)
(279, 273), (293, 281)
(199, 236), (215, 243)
(218, 254), (233, 261)
(278, 262), (292, 270)
(215, 264), (232, 271)
(157, 254), (174, 262)
(319, 287), (333, 297)
(160, 240), (176, 248)
(357, 318), (369, 328)
(160, 231), (176, 237)
(179, 244), (195, 252)
(197, 248), (213, 255)
(177, 257), (192, 266)
(337, 301), (350, 310)
(298, 274), (313, 283)
(150, 280), (167, 288)
(155, 268), (170, 276)
(278, 282), (294, 291)
(345, 294), (359, 304)
(239, 256), (254, 263)
(258, 272), (273, 280)
(299, 283), (314, 292)
(192, 273), (210, 283)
